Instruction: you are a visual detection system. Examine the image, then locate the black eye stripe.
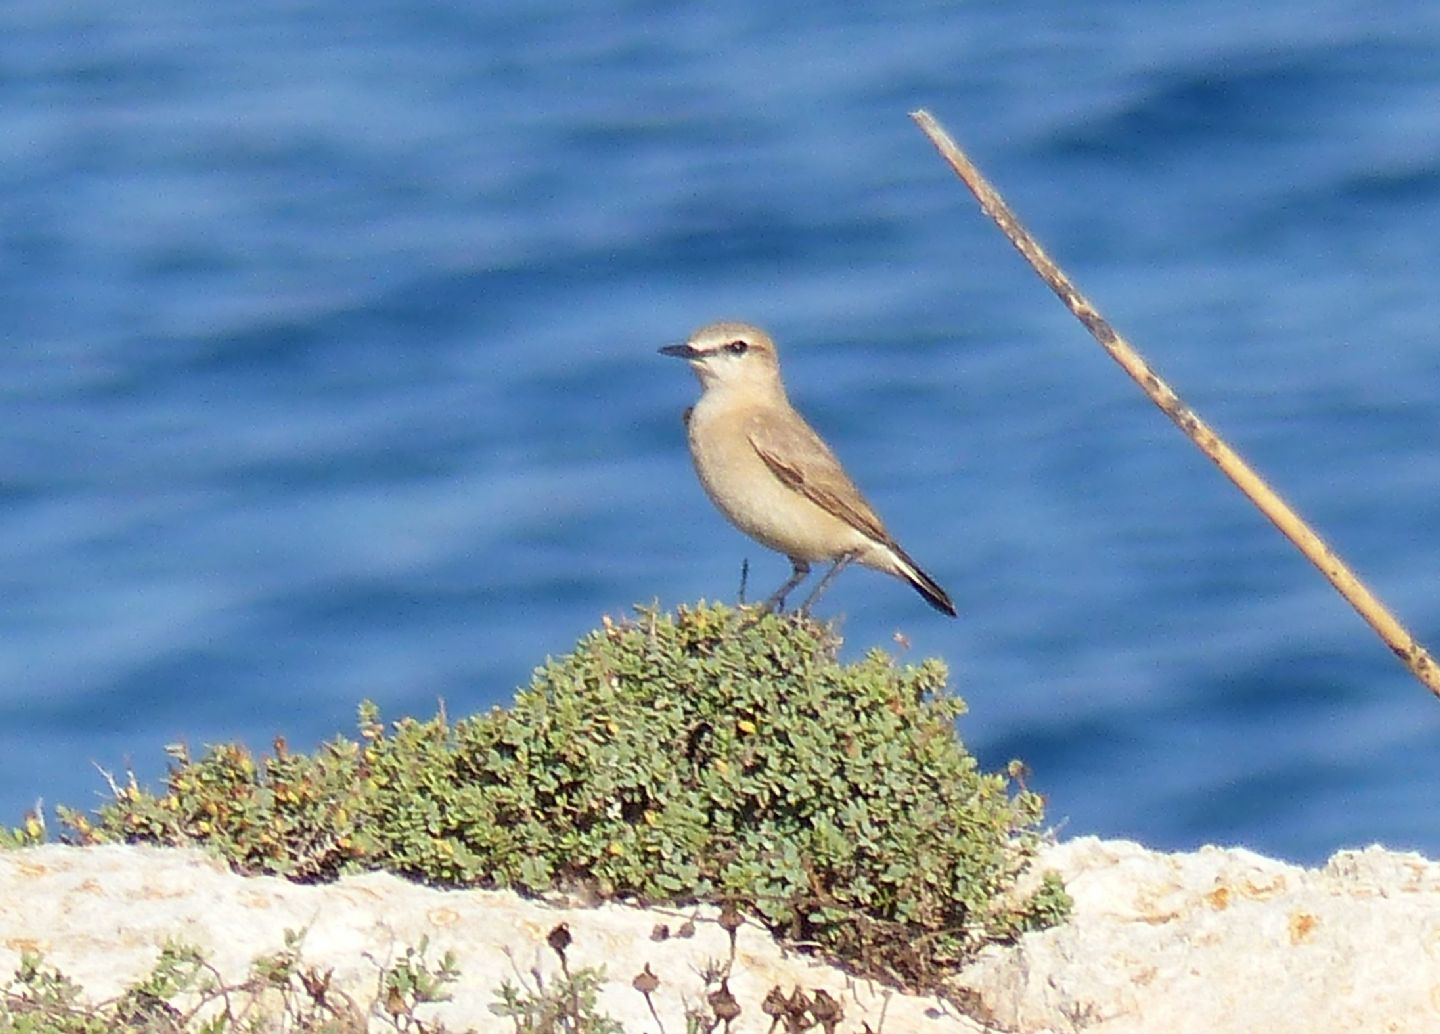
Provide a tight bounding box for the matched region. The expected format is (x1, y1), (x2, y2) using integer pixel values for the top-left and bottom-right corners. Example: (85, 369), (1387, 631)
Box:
(724, 340), (749, 355)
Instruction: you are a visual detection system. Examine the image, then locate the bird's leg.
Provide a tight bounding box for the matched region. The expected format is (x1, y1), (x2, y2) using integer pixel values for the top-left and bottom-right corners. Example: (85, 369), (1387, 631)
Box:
(763, 558), (811, 613)
(797, 553), (856, 615)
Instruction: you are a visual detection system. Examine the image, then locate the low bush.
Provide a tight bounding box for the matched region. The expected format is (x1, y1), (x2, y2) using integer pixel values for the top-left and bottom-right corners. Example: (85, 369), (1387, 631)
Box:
(58, 603), (1067, 987)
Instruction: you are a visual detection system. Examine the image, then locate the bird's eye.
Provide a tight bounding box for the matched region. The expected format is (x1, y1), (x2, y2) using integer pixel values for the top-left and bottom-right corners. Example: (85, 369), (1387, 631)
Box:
(724, 340), (749, 355)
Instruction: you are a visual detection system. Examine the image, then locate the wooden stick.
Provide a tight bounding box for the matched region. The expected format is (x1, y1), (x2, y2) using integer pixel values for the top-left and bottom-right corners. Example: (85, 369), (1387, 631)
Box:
(911, 108), (1440, 700)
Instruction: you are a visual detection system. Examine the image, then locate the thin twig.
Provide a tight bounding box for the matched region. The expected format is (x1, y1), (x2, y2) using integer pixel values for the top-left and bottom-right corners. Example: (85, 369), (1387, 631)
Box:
(911, 108), (1440, 700)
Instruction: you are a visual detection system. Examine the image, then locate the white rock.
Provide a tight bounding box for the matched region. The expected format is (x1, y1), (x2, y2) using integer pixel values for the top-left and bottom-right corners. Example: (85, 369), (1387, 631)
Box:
(2, 839), (1438, 1032)
(0, 843), (976, 1032)
(959, 837), (1440, 1034)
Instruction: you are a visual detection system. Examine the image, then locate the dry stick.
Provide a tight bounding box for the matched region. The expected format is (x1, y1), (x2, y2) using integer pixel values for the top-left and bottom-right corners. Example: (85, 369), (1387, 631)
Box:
(911, 108), (1440, 700)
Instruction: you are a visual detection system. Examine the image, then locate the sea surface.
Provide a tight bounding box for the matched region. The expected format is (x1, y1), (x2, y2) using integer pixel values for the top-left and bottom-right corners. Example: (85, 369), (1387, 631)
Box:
(4, 1), (1440, 865)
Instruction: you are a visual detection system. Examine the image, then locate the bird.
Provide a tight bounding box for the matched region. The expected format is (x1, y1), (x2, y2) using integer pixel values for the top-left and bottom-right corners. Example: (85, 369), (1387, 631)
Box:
(659, 320), (956, 617)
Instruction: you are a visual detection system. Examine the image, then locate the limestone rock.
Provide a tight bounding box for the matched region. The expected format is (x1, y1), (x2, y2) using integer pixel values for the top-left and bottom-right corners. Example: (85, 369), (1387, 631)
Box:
(3, 838), (1438, 1032)
(960, 837), (1440, 1034)
(0, 843), (974, 1032)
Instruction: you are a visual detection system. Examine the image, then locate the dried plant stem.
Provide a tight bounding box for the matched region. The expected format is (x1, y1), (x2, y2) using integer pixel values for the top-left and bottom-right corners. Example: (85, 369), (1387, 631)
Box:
(911, 108), (1440, 700)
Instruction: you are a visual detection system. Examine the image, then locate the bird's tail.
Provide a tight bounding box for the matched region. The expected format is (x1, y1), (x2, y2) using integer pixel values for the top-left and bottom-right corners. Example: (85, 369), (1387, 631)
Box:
(889, 543), (957, 617)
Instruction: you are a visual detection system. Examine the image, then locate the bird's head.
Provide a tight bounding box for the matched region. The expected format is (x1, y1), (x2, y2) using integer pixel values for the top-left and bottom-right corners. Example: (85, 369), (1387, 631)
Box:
(659, 321), (782, 395)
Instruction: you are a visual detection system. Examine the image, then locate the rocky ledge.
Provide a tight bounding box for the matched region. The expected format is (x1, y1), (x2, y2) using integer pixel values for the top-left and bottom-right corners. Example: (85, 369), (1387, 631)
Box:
(1, 837), (1436, 1032)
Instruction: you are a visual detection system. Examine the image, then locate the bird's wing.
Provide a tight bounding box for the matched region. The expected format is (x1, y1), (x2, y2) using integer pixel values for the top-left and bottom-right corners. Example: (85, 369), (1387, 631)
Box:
(746, 408), (892, 545)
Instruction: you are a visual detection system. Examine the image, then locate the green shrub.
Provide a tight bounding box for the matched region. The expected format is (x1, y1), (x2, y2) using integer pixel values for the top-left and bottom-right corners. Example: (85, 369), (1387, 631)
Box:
(61, 603), (1067, 987)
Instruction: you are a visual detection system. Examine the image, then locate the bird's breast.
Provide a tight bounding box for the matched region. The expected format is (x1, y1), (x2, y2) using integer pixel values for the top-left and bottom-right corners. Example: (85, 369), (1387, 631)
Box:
(684, 398), (868, 562)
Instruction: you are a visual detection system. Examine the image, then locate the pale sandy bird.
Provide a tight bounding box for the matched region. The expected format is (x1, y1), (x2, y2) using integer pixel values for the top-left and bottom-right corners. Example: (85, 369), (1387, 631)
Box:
(660, 321), (956, 616)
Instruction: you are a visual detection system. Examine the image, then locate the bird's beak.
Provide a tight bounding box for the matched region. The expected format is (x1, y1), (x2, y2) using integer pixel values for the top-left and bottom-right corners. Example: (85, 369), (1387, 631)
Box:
(659, 343), (701, 359)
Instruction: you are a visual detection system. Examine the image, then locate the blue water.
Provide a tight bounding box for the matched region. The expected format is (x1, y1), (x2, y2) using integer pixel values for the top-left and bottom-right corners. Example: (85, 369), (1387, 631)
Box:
(5, 2), (1440, 865)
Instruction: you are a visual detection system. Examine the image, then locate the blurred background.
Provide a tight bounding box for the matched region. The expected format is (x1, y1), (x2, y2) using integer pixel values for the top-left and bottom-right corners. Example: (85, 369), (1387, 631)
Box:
(4, 1), (1439, 864)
